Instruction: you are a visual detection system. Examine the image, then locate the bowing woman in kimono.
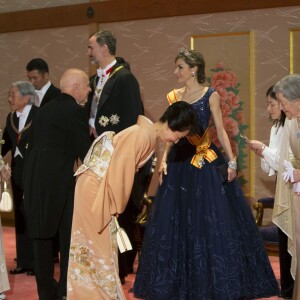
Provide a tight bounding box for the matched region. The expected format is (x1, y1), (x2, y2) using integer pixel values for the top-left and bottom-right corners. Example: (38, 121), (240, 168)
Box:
(67, 101), (199, 300)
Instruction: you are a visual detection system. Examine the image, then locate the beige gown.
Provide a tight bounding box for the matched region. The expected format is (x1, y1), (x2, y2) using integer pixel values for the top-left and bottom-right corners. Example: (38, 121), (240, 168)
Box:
(67, 116), (156, 300)
(273, 118), (300, 300)
(0, 160), (10, 294)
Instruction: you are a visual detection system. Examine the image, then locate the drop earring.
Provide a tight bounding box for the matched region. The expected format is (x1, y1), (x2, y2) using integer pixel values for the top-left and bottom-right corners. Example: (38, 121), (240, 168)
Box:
(191, 72), (195, 77)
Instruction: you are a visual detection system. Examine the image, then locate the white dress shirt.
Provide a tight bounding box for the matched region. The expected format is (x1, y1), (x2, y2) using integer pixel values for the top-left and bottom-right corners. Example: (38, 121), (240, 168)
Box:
(14, 104), (32, 158)
(35, 81), (51, 107)
(89, 60), (117, 128)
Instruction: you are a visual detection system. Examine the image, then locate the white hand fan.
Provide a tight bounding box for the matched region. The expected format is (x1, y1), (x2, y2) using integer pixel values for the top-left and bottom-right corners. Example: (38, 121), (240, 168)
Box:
(113, 216), (132, 253)
(0, 181), (13, 212)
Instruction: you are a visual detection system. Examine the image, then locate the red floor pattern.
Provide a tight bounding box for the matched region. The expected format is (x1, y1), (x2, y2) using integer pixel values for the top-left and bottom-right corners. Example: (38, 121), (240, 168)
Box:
(1, 225), (284, 299)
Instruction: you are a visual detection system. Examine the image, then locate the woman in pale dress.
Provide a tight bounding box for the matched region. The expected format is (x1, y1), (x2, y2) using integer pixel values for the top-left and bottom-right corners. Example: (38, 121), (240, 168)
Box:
(67, 101), (199, 300)
(0, 156), (11, 300)
(248, 86), (285, 176)
(273, 73), (300, 300)
(248, 86), (294, 298)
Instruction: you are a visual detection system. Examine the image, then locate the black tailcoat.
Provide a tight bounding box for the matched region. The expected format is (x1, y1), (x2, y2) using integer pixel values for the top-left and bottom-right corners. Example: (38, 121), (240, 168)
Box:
(40, 83), (61, 107)
(85, 63), (144, 135)
(2, 105), (39, 186)
(24, 93), (91, 239)
(1, 105), (39, 269)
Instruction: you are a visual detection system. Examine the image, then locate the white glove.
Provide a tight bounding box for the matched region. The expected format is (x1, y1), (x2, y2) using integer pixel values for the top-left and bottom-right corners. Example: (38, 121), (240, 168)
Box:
(282, 160), (295, 182)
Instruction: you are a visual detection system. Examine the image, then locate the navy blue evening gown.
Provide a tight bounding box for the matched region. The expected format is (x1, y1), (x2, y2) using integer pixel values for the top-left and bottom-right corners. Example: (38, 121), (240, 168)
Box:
(133, 88), (279, 300)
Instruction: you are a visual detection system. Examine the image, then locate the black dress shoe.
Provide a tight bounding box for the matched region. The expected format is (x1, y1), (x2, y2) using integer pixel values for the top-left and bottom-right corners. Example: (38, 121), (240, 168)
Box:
(10, 267), (27, 274)
(26, 269), (35, 276)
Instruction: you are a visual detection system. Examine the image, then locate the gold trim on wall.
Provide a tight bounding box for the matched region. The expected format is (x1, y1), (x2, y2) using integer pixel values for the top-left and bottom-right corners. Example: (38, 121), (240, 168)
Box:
(191, 31), (254, 197)
(290, 29), (300, 74)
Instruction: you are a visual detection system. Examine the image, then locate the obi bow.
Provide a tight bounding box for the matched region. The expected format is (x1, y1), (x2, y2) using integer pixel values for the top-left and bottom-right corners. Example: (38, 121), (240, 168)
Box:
(187, 129), (217, 168)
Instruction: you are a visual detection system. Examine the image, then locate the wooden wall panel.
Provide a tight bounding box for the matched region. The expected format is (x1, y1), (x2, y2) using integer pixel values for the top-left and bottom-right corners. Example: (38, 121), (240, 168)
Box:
(0, 0), (299, 33)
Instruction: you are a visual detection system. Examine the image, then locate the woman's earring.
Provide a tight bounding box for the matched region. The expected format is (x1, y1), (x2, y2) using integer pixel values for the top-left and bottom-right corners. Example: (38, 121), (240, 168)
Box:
(191, 72), (195, 77)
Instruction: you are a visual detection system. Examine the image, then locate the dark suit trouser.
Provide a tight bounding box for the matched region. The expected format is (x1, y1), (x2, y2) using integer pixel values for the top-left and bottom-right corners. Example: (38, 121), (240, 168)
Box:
(33, 192), (74, 300)
(118, 199), (139, 279)
(11, 180), (34, 269)
(278, 227), (294, 297)
(118, 159), (153, 279)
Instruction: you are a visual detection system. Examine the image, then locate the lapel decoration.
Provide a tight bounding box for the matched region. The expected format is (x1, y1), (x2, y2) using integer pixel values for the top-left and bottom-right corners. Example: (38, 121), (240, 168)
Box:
(98, 114), (120, 127)
(10, 112), (32, 144)
(92, 65), (124, 103)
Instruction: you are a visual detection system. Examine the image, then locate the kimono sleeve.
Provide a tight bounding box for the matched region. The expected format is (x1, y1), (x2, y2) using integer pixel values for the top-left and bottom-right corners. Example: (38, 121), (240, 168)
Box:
(91, 130), (148, 233)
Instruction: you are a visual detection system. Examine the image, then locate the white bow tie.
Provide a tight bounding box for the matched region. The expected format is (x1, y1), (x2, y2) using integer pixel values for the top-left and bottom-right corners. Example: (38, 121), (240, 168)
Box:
(97, 69), (105, 77)
(16, 111), (23, 117)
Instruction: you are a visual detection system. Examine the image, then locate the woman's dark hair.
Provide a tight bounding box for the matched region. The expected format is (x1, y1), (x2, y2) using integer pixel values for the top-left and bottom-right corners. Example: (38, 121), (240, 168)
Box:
(266, 85), (285, 127)
(175, 48), (206, 84)
(159, 101), (198, 135)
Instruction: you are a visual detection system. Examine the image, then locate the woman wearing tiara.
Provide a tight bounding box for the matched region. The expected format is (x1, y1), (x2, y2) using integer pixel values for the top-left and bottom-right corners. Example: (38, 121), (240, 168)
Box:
(133, 48), (279, 300)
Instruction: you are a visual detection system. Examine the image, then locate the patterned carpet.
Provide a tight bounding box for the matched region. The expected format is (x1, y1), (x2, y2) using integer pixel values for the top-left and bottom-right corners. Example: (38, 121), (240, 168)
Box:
(1, 225), (284, 299)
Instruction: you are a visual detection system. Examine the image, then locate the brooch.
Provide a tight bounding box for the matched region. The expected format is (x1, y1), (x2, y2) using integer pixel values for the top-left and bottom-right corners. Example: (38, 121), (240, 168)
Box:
(98, 116), (109, 127)
(98, 114), (120, 127)
(110, 114), (120, 125)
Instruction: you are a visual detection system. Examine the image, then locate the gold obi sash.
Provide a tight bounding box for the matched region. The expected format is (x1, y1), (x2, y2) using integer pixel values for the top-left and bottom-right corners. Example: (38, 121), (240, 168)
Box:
(74, 131), (115, 179)
(187, 129), (217, 168)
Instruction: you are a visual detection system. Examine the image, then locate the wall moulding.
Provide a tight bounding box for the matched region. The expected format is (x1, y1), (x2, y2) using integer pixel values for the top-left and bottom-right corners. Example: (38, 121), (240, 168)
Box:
(290, 29), (300, 74)
(0, 0), (299, 33)
(191, 31), (254, 197)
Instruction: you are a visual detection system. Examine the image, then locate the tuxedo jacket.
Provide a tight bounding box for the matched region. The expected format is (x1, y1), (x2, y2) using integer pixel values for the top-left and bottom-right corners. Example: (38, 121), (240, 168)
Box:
(85, 63), (144, 136)
(2, 105), (39, 187)
(23, 93), (91, 238)
(40, 83), (61, 107)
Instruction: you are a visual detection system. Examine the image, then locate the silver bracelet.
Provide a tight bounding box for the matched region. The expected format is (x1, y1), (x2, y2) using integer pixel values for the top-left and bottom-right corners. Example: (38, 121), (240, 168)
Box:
(228, 160), (237, 170)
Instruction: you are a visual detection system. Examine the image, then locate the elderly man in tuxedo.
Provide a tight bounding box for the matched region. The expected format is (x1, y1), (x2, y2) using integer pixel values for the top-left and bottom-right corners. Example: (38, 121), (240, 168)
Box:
(24, 68), (91, 300)
(2, 81), (39, 276)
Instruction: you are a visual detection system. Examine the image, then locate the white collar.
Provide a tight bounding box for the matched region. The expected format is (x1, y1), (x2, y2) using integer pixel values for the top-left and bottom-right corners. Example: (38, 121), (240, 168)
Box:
(37, 81), (51, 95)
(97, 60), (117, 77)
(16, 104), (32, 117)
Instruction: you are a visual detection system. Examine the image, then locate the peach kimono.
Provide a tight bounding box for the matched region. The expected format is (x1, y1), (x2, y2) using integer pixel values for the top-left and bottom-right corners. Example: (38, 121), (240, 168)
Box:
(67, 116), (156, 300)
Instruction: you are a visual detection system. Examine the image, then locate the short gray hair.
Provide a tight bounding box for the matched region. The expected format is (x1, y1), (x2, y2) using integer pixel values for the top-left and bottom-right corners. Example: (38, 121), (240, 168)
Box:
(273, 74), (300, 102)
(92, 30), (116, 55)
(11, 81), (38, 105)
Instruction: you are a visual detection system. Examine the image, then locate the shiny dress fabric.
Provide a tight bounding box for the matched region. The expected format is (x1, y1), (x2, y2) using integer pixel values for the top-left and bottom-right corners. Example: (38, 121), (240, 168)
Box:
(133, 88), (279, 300)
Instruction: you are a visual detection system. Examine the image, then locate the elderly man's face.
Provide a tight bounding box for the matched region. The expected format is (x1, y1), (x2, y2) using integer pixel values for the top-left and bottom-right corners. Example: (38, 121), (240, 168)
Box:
(8, 86), (29, 112)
